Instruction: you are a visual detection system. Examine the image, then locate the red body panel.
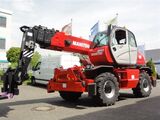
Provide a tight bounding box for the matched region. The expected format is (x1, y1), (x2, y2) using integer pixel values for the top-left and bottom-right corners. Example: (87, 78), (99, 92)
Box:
(48, 81), (86, 92)
(114, 69), (140, 89)
(89, 46), (113, 65)
(136, 52), (145, 66)
(48, 79), (94, 93)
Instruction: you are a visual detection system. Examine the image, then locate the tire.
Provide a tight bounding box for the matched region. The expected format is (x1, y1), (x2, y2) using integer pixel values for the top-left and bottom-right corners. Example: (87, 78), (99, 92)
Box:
(94, 72), (119, 106)
(59, 91), (82, 102)
(31, 76), (36, 86)
(132, 72), (152, 97)
(157, 74), (160, 79)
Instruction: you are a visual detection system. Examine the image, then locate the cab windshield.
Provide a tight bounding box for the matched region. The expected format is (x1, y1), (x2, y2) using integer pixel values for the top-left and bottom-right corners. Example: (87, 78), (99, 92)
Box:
(92, 32), (109, 48)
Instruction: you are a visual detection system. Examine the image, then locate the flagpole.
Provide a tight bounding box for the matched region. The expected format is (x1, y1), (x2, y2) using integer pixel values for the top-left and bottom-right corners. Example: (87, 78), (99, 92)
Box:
(71, 18), (73, 35)
(116, 13), (118, 25)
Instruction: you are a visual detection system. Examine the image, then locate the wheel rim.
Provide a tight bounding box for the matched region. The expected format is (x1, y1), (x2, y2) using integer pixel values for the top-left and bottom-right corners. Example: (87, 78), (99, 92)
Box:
(142, 78), (149, 92)
(103, 81), (115, 98)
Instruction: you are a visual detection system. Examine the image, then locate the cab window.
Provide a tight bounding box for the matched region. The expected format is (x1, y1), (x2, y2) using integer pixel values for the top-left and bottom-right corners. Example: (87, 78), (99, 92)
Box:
(34, 62), (41, 70)
(93, 32), (109, 47)
(112, 30), (126, 45)
(128, 31), (137, 47)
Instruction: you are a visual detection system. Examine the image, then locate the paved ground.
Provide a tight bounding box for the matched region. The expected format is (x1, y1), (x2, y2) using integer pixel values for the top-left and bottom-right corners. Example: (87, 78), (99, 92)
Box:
(1, 81), (160, 120)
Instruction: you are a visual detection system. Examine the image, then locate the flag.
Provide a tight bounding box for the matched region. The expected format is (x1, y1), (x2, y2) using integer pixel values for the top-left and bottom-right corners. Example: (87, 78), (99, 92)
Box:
(104, 14), (118, 28)
(89, 21), (99, 40)
(61, 21), (72, 35)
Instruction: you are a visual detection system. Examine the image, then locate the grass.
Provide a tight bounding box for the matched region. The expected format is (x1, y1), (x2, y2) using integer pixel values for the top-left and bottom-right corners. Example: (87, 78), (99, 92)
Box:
(23, 79), (31, 85)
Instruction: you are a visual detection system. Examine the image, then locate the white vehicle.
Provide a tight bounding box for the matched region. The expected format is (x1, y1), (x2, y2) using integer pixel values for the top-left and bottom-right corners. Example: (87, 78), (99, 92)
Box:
(155, 63), (160, 79)
(31, 54), (80, 85)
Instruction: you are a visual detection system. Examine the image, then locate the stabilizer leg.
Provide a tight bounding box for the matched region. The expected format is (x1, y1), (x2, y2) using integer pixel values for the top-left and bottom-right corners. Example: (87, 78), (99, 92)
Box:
(0, 68), (19, 99)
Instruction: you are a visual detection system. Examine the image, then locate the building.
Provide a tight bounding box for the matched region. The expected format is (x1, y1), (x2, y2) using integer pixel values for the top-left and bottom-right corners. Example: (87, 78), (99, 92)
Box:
(145, 49), (160, 62)
(0, 8), (12, 70)
(145, 49), (160, 78)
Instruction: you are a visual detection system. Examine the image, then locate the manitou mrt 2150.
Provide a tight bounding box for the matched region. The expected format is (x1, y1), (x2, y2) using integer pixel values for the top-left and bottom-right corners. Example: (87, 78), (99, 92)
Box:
(0, 25), (156, 106)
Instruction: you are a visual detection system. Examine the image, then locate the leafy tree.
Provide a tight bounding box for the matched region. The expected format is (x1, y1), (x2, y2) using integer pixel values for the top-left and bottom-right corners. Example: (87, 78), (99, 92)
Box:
(0, 69), (4, 76)
(146, 59), (157, 78)
(6, 47), (20, 69)
(30, 51), (41, 68)
(7, 47), (20, 63)
(6, 47), (41, 69)
(0, 69), (4, 81)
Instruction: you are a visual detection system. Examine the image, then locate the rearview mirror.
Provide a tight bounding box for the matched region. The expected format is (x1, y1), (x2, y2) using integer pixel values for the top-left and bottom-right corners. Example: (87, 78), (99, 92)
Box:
(32, 67), (36, 71)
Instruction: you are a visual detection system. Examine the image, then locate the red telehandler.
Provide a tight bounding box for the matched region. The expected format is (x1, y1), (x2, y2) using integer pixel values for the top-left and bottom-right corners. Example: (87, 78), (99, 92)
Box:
(0, 25), (156, 106)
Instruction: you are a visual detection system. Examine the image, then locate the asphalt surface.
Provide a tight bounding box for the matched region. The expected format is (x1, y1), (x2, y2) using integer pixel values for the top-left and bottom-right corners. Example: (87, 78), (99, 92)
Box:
(1, 81), (160, 120)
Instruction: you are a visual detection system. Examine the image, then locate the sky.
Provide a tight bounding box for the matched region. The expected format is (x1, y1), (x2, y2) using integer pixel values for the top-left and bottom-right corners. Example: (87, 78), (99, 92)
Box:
(0, 0), (160, 50)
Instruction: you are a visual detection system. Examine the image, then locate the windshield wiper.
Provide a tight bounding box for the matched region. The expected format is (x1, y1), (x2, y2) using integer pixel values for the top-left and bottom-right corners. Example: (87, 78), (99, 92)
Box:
(93, 36), (107, 48)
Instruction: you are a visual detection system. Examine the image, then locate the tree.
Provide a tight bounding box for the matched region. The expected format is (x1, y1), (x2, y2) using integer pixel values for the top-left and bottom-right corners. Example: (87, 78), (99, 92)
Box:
(7, 47), (20, 63)
(146, 59), (157, 79)
(6, 47), (41, 69)
(6, 47), (20, 68)
(0, 69), (4, 78)
(30, 51), (41, 68)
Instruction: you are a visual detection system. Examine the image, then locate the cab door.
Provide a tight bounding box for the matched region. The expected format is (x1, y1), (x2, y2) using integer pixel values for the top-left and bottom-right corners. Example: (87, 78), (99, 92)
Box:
(127, 30), (137, 65)
(32, 62), (41, 79)
(110, 28), (130, 65)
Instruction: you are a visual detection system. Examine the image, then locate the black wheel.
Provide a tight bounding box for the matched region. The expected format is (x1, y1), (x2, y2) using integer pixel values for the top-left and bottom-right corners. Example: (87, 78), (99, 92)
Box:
(157, 74), (160, 79)
(31, 76), (36, 86)
(94, 72), (119, 106)
(132, 72), (152, 97)
(59, 91), (82, 102)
